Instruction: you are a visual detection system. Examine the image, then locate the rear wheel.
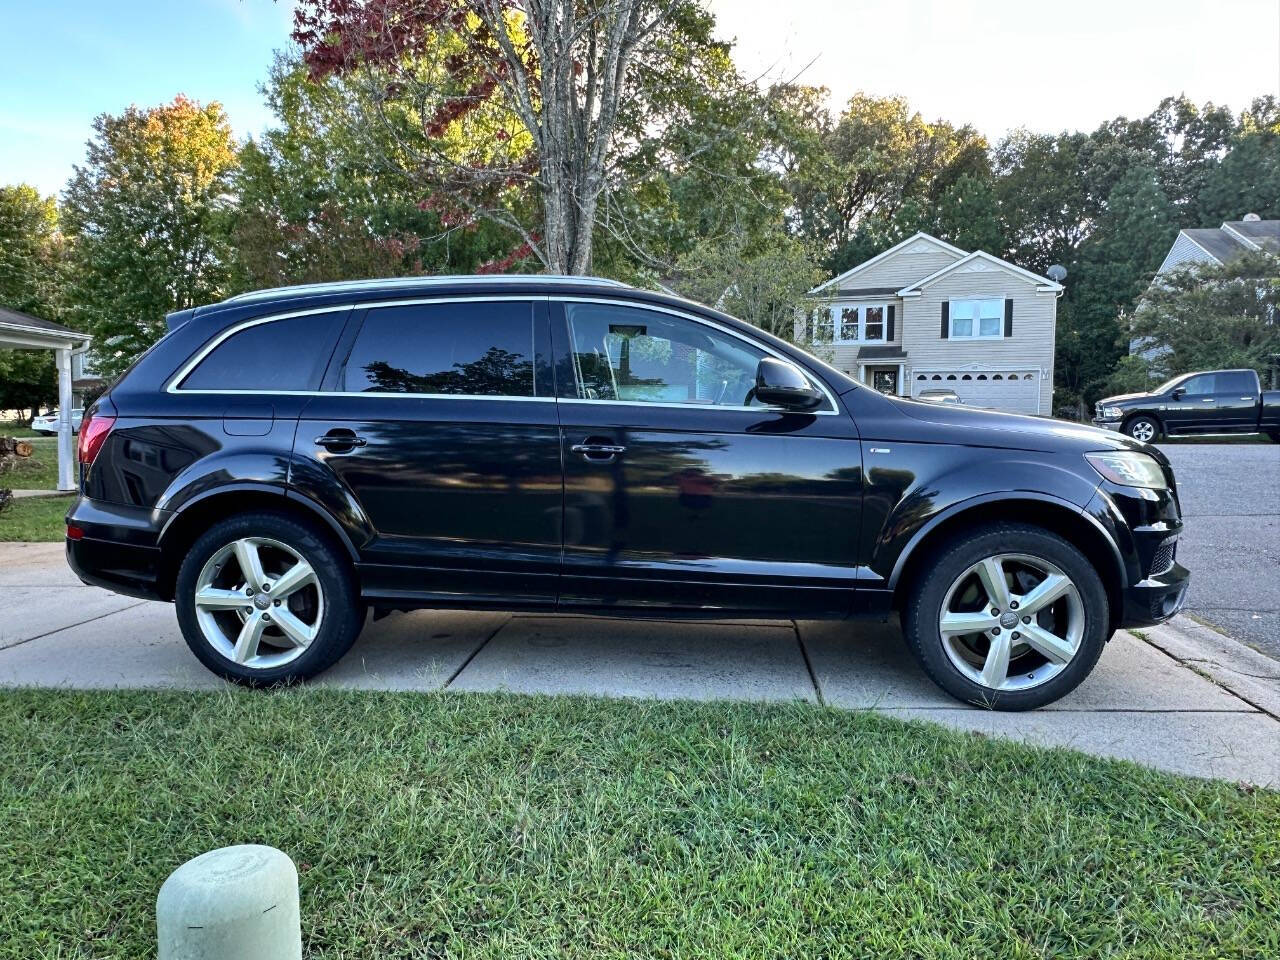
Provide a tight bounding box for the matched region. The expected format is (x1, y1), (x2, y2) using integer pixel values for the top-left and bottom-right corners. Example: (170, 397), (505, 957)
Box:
(903, 523), (1110, 710)
(1124, 415), (1159, 443)
(175, 511), (363, 686)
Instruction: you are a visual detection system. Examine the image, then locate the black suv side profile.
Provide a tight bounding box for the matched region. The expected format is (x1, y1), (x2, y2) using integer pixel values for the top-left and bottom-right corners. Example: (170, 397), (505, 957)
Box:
(67, 276), (1190, 709)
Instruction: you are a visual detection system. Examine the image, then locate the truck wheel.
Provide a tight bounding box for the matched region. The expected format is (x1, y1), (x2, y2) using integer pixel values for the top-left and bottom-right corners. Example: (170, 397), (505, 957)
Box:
(903, 523), (1110, 710)
(1124, 416), (1159, 443)
(175, 511), (364, 686)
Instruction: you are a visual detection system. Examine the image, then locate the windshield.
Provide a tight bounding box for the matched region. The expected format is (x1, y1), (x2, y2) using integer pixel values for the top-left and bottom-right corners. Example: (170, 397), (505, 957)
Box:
(1151, 374), (1187, 394)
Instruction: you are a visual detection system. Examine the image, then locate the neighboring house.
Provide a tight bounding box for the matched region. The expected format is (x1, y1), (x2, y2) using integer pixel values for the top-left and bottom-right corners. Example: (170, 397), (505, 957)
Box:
(1155, 214), (1280, 276)
(1131, 214), (1280, 359)
(806, 232), (1062, 415)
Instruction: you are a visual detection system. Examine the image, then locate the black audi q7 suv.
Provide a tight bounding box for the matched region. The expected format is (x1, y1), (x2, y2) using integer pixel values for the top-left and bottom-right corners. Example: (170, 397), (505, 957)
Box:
(66, 275), (1189, 709)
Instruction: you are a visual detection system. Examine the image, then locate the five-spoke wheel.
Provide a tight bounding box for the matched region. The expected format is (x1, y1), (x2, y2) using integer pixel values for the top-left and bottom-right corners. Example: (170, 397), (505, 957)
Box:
(193, 537), (324, 670)
(175, 511), (363, 685)
(904, 523), (1109, 709)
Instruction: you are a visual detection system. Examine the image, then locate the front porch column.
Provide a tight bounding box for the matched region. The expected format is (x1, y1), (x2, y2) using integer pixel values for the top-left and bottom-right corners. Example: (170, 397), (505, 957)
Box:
(56, 345), (74, 491)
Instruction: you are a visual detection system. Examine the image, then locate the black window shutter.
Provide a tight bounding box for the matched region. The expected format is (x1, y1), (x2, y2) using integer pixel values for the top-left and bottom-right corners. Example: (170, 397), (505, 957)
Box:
(940, 301), (949, 339)
(887, 304), (896, 341)
(1004, 298), (1014, 337)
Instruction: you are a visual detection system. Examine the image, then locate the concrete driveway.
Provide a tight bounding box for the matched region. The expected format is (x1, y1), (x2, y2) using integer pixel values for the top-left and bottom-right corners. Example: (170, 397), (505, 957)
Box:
(3, 542), (1277, 786)
(1157, 443), (1280, 658)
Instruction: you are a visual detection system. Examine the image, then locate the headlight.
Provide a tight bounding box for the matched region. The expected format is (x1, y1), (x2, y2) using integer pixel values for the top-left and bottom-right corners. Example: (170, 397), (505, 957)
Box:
(1101, 406), (1123, 419)
(1085, 451), (1168, 489)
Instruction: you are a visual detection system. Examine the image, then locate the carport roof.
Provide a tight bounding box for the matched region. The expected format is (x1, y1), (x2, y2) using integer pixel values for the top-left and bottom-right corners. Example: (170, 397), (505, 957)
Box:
(0, 305), (90, 348)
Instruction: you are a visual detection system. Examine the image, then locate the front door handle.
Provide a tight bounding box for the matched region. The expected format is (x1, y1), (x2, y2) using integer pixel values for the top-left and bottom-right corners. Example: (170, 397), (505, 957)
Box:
(571, 440), (626, 463)
(315, 430), (367, 451)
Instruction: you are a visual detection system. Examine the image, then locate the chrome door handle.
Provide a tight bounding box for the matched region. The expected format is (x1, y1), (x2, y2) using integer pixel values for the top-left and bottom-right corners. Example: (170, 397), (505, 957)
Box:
(571, 442), (626, 462)
(315, 433), (367, 449)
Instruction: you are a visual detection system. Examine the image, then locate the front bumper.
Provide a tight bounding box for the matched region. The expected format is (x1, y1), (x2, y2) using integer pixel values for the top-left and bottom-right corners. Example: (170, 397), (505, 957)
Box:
(1091, 418), (1122, 432)
(1120, 561), (1190, 627)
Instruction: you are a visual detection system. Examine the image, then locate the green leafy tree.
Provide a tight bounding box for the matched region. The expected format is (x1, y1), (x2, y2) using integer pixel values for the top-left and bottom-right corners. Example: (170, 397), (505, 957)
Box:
(0, 184), (67, 422)
(1129, 252), (1280, 379)
(1057, 167), (1179, 411)
(781, 92), (987, 271)
(62, 97), (238, 377)
(671, 230), (824, 344)
(1199, 98), (1280, 222)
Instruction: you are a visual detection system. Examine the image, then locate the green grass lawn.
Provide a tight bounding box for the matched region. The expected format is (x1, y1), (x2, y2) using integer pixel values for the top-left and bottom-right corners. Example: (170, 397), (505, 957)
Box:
(0, 420), (44, 438)
(2, 437), (60, 491)
(0, 690), (1275, 958)
(0, 494), (70, 541)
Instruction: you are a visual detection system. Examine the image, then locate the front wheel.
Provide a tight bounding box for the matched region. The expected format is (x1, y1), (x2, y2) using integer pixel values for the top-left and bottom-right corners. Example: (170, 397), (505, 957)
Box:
(903, 523), (1110, 710)
(1125, 416), (1159, 443)
(175, 511), (363, 686)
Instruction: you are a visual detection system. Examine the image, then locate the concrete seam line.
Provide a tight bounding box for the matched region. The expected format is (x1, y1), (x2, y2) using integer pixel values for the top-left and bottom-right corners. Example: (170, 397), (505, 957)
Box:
(793, 620), (825, 707)
(443, 616), (510, 689)
(1131, 629), (1280, 723)
(0, 601), (149, 651)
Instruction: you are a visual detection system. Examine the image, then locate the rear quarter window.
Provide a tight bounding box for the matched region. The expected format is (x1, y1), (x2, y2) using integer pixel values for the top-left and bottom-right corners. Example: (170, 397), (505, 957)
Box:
(179, 311), (345, 391)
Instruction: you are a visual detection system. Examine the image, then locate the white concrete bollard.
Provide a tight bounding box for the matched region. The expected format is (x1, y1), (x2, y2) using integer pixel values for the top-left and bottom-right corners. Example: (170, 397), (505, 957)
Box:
(156, 845), (302, 960)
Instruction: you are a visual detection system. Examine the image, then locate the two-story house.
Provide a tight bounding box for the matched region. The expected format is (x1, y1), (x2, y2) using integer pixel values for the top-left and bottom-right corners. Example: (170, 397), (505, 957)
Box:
(806, 233), (1062, 415)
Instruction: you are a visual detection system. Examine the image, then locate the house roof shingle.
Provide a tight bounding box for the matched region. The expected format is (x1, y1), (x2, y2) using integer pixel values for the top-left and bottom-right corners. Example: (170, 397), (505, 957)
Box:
(0, 305), (89, 341)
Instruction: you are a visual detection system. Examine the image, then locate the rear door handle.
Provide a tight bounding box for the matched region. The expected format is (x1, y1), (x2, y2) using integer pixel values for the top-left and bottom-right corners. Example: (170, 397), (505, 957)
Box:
(315, 431), (367, 451)
(571, 440), (626, 463)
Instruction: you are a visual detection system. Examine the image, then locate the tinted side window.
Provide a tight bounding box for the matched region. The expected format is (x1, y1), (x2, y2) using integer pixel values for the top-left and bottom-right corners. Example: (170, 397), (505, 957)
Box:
(342, 302), (536, 396)
(180, 312), (343, 391)
(1217, 371), (1257, 393)
(1181, 374), (1216, 395)
(564, 302), (767, 407)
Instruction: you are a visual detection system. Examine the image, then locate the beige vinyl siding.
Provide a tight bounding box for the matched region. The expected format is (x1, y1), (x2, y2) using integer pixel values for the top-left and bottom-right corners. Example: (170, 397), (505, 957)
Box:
(901, 268), (1057, 414)
(839, 243), (963, 291)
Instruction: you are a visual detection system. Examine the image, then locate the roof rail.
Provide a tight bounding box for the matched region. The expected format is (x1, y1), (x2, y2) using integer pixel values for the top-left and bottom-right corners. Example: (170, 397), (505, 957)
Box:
(223, 274), (629, 304)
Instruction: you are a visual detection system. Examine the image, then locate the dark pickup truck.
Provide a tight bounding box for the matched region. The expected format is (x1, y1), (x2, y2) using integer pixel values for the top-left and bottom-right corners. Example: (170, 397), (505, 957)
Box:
(1093, 368), (1280, 442)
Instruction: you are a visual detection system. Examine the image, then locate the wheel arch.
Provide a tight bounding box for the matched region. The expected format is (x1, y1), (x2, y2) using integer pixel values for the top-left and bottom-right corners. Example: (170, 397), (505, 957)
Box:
(889, 493), (1127, 630)
(155, 485), (359, 601)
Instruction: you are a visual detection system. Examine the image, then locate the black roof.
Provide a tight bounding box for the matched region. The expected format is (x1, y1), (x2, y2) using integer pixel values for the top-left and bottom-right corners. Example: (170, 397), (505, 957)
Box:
(0, 305), (88, 339)
(857, 346), (908, 361)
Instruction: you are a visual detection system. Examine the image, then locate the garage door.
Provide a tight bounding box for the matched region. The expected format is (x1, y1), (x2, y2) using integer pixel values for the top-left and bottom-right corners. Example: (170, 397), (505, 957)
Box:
(912, 370), (1041, 414)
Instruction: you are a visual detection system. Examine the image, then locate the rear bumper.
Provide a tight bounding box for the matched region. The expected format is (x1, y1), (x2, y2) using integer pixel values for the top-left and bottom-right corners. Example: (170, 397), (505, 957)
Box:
(1120, 561), (1190, 627)
(65, 496), (170, 602)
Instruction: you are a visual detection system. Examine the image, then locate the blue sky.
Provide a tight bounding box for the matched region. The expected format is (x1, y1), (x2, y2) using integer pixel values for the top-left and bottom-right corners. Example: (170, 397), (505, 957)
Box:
(4, 1), (1279, 197)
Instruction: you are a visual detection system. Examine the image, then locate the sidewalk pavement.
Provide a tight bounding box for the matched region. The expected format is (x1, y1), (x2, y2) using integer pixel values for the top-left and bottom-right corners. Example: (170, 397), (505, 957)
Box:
(2, 542), (1277, 786)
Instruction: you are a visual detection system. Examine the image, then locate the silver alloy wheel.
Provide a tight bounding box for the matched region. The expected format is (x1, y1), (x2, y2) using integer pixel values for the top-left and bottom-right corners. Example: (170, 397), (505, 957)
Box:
(192, 536), (323, 670)
(1129, 419), (1155, 442)
(938, 552), (1084, 692)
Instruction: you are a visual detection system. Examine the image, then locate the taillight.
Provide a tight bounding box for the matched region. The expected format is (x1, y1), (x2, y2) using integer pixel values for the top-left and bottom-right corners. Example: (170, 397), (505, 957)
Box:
(77, 412), (115, 465)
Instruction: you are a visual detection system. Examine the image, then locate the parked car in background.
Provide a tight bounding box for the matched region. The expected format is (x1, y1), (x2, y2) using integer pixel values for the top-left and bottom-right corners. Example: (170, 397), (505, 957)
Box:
(67, 275), (1189, 710)
(1093, 369), (1280, 442)
(31, 409), (84, 435)
(915, 389), (962, 405)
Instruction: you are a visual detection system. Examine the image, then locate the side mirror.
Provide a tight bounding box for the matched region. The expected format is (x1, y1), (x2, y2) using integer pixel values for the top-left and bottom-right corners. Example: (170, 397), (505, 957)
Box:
(1171, 387), (1185, 400)
(754, 357), (823, 411)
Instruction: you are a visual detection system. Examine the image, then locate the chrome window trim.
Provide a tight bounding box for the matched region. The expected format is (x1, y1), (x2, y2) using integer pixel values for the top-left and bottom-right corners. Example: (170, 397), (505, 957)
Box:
(167, 293), (841, 415)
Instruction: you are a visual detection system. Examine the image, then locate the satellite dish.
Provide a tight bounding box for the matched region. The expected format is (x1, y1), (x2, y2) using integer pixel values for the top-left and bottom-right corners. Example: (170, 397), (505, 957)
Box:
(1047, 264), (1068, 283)
(1243, 212), (1261, 222)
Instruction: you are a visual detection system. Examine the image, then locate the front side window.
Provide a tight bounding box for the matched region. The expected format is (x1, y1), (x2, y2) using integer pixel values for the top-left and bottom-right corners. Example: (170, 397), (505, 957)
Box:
(180, 311), (344, 391)
(564, 302), (768, 407)
(1180, 373), (1217, 395)
(950, 298), (1004, 339)
(342, 301), (536, 396)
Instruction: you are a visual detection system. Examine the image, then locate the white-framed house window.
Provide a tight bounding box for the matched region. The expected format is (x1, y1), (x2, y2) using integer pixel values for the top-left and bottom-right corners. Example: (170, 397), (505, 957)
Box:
(950, 298), (1004, 339)
(816, 302), (891, 343)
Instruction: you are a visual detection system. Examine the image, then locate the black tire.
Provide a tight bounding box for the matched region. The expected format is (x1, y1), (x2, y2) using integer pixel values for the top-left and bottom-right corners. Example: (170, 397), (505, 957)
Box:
(902, 523), (1110, 710)
(1124, 415), (1160, 443)
(175, 511), (363, 686)
(1267, 431), (1280, 444)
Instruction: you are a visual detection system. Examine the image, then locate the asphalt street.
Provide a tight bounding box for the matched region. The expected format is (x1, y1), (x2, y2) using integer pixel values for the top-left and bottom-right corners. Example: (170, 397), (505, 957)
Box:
(1158, 443), (1280, 659)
